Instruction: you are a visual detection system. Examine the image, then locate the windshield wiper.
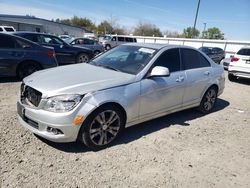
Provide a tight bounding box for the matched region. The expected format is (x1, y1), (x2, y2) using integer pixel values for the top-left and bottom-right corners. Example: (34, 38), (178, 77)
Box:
(89, 61), (120, 72)
(100, 65), (121, 72)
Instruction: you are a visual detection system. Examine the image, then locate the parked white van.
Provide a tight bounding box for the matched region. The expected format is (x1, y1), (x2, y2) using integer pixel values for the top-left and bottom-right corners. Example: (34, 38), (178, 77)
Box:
(0, 26), (16, 32)
(100, 35), (137, 50)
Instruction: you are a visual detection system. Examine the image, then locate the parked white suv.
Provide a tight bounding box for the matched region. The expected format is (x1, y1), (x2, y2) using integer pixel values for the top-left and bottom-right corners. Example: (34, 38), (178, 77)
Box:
(0, 26), (16, 32)
(228, 47), (250, 81)
(100, 35), (137, 50)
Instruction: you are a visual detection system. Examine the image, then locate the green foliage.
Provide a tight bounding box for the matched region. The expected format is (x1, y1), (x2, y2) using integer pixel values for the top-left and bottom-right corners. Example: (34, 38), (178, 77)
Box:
(202, 27), (224, 39)
(133, 22), (163, 37)
(97, 21), (113, 34)
(180, 27), (200, 38)
(56, 16), (96, 31)
(55, 16), (224, 39)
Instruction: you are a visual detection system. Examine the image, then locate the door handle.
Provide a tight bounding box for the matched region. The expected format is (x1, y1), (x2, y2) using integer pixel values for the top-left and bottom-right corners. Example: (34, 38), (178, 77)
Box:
(204, 71), (210, 76)
(176, 76), (184, 82)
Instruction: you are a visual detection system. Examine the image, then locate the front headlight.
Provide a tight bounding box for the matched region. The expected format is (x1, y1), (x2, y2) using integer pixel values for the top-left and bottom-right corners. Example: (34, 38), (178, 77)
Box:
(43, 94), (82, 113)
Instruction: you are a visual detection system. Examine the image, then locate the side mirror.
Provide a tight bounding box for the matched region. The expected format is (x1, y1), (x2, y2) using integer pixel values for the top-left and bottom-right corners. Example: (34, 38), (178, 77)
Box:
(230, 55), (233, 58)
(149, 66), (170, 77)
(60, 45), (64, 48)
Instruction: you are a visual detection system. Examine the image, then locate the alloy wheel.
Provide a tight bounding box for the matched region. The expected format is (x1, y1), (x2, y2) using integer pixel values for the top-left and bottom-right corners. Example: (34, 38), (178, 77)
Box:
(89, 110), (121, 146)
(78, 54), (89, 63)
(203, 89), (216, 111)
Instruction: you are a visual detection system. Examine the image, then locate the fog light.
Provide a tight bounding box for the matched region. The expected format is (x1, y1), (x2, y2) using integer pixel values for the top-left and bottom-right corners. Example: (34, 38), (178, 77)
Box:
(73, 115), (84, 125)
(47, 127), (63, 135)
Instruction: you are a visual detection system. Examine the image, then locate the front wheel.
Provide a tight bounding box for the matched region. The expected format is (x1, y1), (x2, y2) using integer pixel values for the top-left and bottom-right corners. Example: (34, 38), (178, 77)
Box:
(76, 53), (89, 63)
(79, 105), (125, 150)
(198, 86), (218, 114)
(105, 45), (111, 50)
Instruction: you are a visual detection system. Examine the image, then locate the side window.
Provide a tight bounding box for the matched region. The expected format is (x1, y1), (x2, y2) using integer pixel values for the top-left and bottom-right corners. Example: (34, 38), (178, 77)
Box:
(134, 38), (137, 42)
(199, 54), (211, 67)
(118, 37), (124, 42)
(154, 48), (181, 72)
(181, 49), (200, 70)
(0, 35), (16, 49)
(181, 48), (211, 69)
(0, 28), (3, 32)
(125, 37), (133, 42)
(16, 39), (32, 49)
(85, 39), (94, 45)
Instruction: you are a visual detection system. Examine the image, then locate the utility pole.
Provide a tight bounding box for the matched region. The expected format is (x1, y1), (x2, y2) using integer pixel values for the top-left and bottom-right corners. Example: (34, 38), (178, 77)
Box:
(202, 22), (207, 38)
(193, 0), (201, 38)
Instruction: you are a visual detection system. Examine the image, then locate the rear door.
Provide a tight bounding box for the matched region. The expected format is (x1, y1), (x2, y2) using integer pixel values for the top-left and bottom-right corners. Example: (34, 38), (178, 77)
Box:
(0, 35), (25, 76)
(139, 48), (186, 118)
(181, 48), (212, 106)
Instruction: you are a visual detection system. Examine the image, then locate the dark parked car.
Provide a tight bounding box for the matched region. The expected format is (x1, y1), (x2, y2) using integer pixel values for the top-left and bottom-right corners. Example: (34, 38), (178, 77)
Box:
(70, 38), (104, 56)
(199, 47), (225, 63)
(13, 32), (94, 65)
(0, 33), (58, 79)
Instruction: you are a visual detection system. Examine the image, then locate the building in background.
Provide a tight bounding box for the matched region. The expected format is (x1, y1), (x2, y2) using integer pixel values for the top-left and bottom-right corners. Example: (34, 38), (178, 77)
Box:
(0, 14), (93, 37)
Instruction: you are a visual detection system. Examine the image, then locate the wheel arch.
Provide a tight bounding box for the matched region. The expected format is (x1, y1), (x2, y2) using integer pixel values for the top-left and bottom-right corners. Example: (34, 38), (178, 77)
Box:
(200, 84), (219, 100)
(90, 102), (127, 124)
(77, 101), (127, 142)
(16, 60), (43, 76)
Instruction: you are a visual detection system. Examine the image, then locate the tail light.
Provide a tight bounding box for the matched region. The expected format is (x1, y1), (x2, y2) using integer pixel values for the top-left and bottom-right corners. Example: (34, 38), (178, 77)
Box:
(231, 57), (239, 62)
(45, 51), (55, 58)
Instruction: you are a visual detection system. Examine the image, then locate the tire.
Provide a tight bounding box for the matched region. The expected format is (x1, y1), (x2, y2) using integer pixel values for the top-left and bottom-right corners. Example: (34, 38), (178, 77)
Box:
(105, 45), (111, 50)
(94, 50), (101, 56)
(198, 86), (218, 114)
(228, 73), (237, 82)
(79, 104), (125, 150)
(76, 53), (89, 63)
(17, 62), (41, 80)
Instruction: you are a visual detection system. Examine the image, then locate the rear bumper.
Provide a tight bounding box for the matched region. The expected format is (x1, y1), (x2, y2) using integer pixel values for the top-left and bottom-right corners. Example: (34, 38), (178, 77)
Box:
(228, 66), (250, 78)
(229, 70), (250, 78)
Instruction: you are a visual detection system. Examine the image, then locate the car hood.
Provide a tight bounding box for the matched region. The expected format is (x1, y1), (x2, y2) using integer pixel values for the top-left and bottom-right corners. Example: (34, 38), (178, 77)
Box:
(23, 64), (136, 98)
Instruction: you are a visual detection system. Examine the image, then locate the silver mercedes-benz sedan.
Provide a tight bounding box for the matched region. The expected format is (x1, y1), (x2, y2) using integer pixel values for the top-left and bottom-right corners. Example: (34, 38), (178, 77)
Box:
(17, 43), (225, 150)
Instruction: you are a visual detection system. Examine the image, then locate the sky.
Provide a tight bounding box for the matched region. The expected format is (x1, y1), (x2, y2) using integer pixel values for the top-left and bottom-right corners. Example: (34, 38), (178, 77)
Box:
(0, 0), (249, 40)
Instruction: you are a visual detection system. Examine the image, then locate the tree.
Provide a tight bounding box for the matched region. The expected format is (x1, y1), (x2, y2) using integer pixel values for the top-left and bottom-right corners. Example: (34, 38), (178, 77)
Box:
(97, 21), (113, 34)
(163, 30), (181, 38)
(202, 27), (224, 39)
(181, 27), (200, 38)
(56, 16), (96, 32)
(133, 22), (163, 37)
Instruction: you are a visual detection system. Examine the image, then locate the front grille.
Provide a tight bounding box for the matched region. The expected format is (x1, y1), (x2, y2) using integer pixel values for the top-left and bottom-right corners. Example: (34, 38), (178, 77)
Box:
(21, 84), (42, 107)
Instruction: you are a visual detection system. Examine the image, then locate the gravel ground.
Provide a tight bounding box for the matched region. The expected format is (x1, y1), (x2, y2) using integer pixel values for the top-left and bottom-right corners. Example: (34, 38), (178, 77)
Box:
(0, 72), (250, 188)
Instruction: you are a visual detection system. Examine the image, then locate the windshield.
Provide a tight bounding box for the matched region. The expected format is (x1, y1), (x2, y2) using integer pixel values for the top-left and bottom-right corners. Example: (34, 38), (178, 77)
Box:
(103, 36), (112, 41)
(89, 45), (157, 75)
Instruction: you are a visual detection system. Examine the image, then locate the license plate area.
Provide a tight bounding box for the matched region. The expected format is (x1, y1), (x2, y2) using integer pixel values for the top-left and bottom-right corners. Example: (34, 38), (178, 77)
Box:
(17, 102), (39, 129)
(17, 102), (25, 120)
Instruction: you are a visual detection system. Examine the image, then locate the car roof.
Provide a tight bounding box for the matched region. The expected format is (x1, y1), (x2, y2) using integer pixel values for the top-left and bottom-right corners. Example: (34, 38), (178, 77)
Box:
(0, 32), (42, 47)
(123, 43), (193, 50)
(13, 31), (57, 37)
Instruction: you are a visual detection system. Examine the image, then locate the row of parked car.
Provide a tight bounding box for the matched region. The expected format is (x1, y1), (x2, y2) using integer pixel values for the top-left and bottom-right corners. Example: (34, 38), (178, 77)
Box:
(0, 32), (139, 79)
(0, 30), (249, 82)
